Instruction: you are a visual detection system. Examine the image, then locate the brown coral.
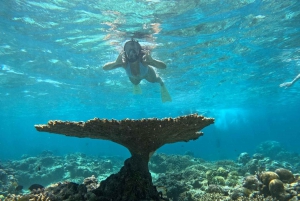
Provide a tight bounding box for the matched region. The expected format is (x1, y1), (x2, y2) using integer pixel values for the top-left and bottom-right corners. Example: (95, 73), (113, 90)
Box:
(34, 114), (214, 201)
(35, 114), (214, 161)
(260, 171), (279, 186)
(275, 168), (295, 183)
(269, 179), (284, 196)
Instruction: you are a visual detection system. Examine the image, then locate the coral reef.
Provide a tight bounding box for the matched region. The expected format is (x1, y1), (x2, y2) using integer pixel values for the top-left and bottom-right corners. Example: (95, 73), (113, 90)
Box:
(151, 150), (300, 201)
(242, 175), (261, 190)
(1, 151), (122, 192)
(255, 140), (293, 161)
(1, 151), (300, 201)
(0, 167), (19, 196)
(256, 141), (284, 158)
(3, 181), (97, 201)
(34, 114), (214, 200)
(149, 153), (199, 173)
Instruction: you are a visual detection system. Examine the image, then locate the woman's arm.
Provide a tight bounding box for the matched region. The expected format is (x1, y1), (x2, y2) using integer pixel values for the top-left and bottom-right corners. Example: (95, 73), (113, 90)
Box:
(103, 53), (124, 70)
(143, 52), (166, 69)
(148, 58), (166, 69)
(280, 73), (300, 88)
(292, 74), (300, 83)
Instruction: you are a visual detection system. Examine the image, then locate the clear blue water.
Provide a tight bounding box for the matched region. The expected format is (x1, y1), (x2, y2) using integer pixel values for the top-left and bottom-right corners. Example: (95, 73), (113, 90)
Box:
(1, 0), (300, 161)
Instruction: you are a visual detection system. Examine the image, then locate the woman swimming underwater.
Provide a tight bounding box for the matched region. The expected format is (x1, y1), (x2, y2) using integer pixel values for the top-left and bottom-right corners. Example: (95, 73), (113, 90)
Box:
(103, 39), (172, 102)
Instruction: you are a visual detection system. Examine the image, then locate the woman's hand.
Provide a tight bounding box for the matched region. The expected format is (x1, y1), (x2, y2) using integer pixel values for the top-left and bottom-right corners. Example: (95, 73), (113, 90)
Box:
(143, 51), (153, 63)
(116, 51), (124, 64)
(103, 52), (124, 70)
(280, 82), (292, 88)
(142, 50), (166, 69)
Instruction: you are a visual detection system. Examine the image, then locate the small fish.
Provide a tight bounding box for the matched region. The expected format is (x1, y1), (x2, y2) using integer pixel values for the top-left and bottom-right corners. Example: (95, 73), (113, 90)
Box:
(37, 166), (41, 171)
(15, 185), (23, 191)
(29, 184), (44, 191)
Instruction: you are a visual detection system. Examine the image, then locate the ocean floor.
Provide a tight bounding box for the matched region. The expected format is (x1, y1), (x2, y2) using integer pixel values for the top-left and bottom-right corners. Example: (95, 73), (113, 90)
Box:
(1, 140), (300, 201)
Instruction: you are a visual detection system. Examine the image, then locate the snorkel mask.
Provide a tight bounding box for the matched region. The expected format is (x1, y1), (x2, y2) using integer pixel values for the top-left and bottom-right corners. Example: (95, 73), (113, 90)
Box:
(124, 38), (142, 63)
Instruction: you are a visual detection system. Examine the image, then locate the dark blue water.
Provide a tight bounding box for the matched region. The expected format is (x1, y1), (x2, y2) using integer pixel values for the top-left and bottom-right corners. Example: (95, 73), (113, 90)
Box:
(1, 0), (300, 161)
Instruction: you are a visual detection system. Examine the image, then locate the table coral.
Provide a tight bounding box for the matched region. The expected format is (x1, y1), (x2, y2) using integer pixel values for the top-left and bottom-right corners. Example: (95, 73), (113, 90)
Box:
(34, 114), (214, 201)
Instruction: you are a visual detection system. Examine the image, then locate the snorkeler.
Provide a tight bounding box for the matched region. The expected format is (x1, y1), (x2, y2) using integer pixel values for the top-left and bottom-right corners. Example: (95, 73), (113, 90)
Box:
(279, 73), (300, 88)
(103, 38), (172, 102)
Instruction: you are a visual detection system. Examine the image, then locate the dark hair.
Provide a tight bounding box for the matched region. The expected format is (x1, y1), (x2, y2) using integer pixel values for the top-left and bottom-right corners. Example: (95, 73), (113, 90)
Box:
(123, 38), (145, 62)
(124, 39), (142, 53)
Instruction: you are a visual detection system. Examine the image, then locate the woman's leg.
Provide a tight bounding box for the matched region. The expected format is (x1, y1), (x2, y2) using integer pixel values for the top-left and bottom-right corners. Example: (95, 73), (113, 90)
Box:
(129, 77), (142, 94)
(129, 77), (141, 85)
(145, 67), (164, 86)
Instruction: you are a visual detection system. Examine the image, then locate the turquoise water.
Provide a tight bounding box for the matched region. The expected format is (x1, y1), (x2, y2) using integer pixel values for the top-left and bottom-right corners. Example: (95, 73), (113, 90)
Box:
(0, 0), (299, 161)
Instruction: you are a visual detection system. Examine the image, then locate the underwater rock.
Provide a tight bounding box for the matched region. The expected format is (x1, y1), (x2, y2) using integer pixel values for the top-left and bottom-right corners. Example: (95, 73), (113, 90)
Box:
(35, 114), (214, 200)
